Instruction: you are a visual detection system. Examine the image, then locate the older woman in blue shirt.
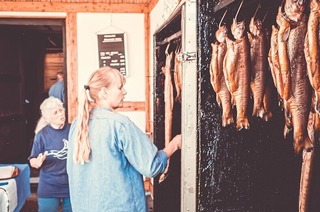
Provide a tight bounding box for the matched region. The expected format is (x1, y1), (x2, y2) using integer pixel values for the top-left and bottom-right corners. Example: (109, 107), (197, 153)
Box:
(67, 66), (181, 212)
(29, 97), (72, 212)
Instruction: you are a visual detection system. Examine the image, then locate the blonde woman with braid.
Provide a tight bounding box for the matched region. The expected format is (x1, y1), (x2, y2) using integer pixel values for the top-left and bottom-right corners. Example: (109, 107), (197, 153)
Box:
(67, 67), (181, 212)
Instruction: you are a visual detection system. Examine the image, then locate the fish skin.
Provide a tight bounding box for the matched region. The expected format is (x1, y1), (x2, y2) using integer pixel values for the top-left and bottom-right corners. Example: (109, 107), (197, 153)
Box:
(174, 46), (182, 103)
(162, 51), (174, 148)
(262, 78), (273, 121)
(268, 25), (291, 127)
(286, 13), (313, 153)
(277, 7), (292, 101)
(309, 92), (320, 143)
(305, 0), (320, 112)
(268, 26), (284, 99)
(311, 91), (320, 142)
(283, 0), (306, 22)
(283, 3), (314, 212)
(217, 41), (234, 126)
(224, 20), (250, 130)
(248, 17), (268, 118)
(210, 42), (221, 96)
(299, 149), (314, 212)
(159, 50), (173, 183)
(210, 25), (234, 127)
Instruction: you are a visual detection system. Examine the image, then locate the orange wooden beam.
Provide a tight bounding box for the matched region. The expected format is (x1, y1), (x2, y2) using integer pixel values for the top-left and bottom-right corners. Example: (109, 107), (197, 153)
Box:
(0, 2), (150, 13)
(66, 12), (78, 122)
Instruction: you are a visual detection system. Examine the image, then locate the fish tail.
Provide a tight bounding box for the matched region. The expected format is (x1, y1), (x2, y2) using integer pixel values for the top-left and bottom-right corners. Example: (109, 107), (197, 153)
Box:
(315, 92), (320, 114)
(299, 149), (315, 212)
(236, 117), (250, 131)
(252, 106), (266, 118)
(222, 113), (234, 127)
(294, 134), (313, 154)
(263, 111), (273, 121)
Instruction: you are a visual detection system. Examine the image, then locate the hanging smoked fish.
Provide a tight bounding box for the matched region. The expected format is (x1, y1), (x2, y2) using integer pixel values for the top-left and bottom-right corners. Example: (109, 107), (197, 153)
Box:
(282, 0), (312, 154)
(261, 12), (273, 121)
(174, 44), (183, 103)
(223, 0), (250, 130)
(247, 4), (269, 119)
(281, 0), (313, 211)
(304, 0), (320, 113)
(308, 93), (320, 143)
(159, 44), (173, 183)
(297, 0), (320, 211)
(277, 7), (292, 103)
(210, 10), (234, 127)
(263, 79), (273, 121)
(276, 7), (294, 137)
(268, 26), (284, 101)
(268, 22), (293, 136)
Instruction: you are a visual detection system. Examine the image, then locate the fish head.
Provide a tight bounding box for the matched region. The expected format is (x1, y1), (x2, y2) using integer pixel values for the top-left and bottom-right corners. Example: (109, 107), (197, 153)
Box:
(284, 0), (306, 22)
(310, 0), (320, 12)
(249, 17), (262, 36)
(276, 7), (291, 30)
(231, 19), (246, 40)
(215, 25), (228, 43)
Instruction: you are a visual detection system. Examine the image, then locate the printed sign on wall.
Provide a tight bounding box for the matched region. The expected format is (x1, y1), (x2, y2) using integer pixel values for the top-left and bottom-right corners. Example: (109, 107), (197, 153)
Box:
(97, 33), (128, 76)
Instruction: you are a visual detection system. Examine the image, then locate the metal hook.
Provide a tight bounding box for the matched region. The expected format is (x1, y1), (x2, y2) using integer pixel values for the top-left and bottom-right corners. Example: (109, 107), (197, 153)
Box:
(262, 10), (269, 23)
(218, 9), (228, 28)
(175, 43), (181, 54)
(253, 3), (261, 20)
(234, 0), (244, 23)
(165, 43), (170, 56)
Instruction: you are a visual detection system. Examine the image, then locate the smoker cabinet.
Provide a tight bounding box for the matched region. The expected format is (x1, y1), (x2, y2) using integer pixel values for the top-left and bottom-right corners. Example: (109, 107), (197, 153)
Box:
(153, 1), (196, 211)
(153, 0), (320, 211)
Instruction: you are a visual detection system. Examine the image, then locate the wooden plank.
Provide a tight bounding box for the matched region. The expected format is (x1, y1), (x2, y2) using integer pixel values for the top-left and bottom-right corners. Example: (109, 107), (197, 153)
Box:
(0, 2), (149, 13)
(116, 101), (145, 111)
(144, 13), (151, 133)
(44, 53), (64, 91)
(147, 0), (159, 12)
(66, 12), (78, 122)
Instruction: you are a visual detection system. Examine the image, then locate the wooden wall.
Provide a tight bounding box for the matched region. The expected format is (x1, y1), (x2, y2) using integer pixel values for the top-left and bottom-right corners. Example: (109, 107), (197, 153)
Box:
(0, 1), (155, 127)
(0, 0), (158, 195)
(43, 53), (64, 92)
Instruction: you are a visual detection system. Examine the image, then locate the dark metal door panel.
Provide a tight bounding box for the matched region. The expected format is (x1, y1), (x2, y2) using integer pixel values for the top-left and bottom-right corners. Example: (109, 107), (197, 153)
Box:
(0, 32), (27, 163)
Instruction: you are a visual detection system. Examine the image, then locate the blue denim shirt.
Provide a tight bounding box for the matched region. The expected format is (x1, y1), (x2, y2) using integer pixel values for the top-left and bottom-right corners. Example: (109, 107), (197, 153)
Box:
(67, 107), (167, 212)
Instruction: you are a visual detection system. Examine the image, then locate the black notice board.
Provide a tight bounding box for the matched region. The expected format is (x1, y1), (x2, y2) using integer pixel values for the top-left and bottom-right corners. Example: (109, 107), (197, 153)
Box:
(97, 33), (127, 76)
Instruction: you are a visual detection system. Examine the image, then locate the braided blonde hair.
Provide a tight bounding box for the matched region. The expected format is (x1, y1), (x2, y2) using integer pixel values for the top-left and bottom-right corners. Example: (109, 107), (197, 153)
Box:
(73, 66), (123, 164)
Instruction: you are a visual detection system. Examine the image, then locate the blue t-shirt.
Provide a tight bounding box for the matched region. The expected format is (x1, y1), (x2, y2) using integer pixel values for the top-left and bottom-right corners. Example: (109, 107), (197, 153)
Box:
(29, 123), (71, 198)
(48, 80), (65, 104)
(67, 107), (168, 212)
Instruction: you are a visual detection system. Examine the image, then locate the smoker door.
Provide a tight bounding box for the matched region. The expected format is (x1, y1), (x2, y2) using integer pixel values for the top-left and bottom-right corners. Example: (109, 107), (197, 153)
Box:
(153, 1), (197, 211)
(180, 1), (197, 212)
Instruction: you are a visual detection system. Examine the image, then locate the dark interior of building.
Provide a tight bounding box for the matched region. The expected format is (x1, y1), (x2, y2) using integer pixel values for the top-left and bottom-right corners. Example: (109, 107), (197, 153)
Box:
(0, 19), (64, 164)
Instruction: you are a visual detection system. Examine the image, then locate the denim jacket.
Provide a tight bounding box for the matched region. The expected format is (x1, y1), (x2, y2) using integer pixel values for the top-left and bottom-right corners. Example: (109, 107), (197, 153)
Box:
(67, 107), (167, 212)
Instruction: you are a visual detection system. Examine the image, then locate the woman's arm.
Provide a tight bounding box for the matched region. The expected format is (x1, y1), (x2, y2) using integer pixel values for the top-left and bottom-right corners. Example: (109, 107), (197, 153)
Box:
(163, 134), (182, 158)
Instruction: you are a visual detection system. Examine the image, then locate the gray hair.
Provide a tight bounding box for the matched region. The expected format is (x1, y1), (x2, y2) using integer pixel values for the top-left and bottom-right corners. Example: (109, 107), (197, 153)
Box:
(34, 97), (64, 134)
